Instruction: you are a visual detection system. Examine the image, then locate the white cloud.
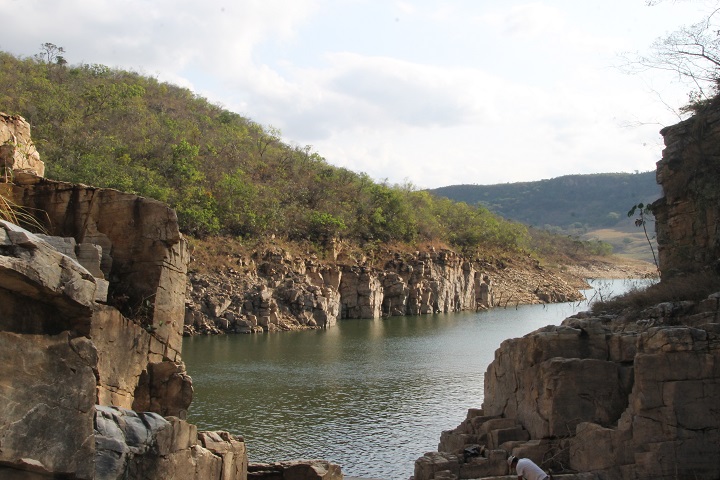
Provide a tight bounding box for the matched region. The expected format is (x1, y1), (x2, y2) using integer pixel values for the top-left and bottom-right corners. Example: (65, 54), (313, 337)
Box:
(0, 0), (706, 188)
(478, 2), (568, 39)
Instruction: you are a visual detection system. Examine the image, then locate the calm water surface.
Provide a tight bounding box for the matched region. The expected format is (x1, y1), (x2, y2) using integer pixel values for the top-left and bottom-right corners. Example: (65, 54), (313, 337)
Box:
(183, 279), (646, 479)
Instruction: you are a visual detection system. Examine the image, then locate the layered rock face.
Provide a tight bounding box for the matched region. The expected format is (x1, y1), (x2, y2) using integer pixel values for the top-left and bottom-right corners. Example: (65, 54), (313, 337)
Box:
(185, 247), (582, 335)
(414, 110), (720, 479)
(0, 115), (247, 480)
(1, 215), (249, 479)
(654, 107), (720, 278)
(0, 112), (44, 178)
(0, 209), (246, 480)
(416, 295), (720, 480)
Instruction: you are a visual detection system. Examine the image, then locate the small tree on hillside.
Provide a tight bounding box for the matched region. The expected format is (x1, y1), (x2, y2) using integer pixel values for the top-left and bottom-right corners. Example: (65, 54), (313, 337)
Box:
(628, 202), (660, 275)
(35, 42), (66, 65)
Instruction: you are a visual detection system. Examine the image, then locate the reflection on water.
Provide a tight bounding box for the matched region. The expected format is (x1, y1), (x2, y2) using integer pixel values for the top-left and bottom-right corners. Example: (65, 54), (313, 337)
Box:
(183, 278), (649, 479)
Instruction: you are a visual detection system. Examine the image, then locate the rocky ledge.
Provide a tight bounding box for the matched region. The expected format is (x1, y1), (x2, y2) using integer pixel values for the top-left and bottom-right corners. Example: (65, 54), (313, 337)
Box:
(412, 94), (720, 480)
(1, 113), (345, 480)
(183, 247), (612, 336)
(413, 290), (720, 479)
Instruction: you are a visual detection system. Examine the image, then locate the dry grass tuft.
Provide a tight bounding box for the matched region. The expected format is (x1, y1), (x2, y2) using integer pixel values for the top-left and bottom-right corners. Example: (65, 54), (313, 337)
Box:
(591, 271), (720, 316)
(0, 188), (47, 233)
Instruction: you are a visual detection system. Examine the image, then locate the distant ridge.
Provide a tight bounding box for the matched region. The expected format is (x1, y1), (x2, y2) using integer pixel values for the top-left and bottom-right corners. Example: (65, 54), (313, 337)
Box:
(429, 172), (660, 231)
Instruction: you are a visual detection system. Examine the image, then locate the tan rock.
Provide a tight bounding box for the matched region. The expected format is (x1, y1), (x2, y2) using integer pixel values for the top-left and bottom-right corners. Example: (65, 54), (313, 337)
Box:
(7, 178), (188, 360)
(0, 332), (96, 479)
(0, 220), (96, 334)
(654, 109), (720, 278)
(132, 361), (193, 419)
(0, 112), (44, 177)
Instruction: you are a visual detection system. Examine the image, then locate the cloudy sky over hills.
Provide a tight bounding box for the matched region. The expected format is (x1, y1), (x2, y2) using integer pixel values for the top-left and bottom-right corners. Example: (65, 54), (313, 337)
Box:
(0, 0), (708, 188)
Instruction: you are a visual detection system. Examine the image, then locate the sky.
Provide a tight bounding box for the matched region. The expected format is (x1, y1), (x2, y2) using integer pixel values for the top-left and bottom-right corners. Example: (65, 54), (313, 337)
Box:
(0, 0), (712, 188)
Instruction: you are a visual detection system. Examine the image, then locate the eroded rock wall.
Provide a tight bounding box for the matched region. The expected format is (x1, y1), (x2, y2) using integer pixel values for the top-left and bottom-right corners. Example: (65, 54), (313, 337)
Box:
(415, 107), (720, 480)
(184, 247), (579, 335)
(1, 113), (248, 480)
(0, 112), (44, 177)
(0, 214), (246, 480)
(417, 296), (720, 480)
(654, 107), (720, 278)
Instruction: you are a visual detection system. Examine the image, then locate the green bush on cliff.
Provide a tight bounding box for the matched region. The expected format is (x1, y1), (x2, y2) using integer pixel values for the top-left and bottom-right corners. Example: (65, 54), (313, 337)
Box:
(0, 47), (610, 260)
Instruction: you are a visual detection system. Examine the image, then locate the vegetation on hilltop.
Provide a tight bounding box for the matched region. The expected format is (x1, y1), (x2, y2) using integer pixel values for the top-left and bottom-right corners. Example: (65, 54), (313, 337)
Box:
(0, 46), (610, 263)
(430, 172), (661, 234)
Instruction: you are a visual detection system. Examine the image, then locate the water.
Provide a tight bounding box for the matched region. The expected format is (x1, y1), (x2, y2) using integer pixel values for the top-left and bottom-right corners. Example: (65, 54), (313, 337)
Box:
(183, 278), (648, 479)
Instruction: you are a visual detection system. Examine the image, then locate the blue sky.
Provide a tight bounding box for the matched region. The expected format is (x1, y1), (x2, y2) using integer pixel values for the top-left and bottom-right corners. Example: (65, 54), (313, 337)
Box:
(0, 0), (710, 188)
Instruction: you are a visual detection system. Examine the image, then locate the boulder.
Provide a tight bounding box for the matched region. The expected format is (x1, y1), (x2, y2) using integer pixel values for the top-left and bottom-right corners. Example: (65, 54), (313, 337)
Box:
(132, 361), (194, 419)
(247, 460), (342, 480)
(95, 406), (247, 480)
(0, 220), (97, 335)
(0, 112), (44, 177)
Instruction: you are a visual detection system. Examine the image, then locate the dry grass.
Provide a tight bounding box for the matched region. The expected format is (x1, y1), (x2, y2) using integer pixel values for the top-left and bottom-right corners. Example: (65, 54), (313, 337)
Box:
(591, 271), (720, 316)
(584, 226), (658, 264)
(187, 234), (474, 275)
(0, 184), (47, 233)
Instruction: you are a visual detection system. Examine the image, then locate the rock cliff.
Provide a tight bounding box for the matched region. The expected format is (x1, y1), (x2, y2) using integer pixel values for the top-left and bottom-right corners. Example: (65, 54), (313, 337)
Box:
(184, 247), (588, 335)
(653, 106), (720, 279)
(0, 114), (248, 479)
(413, 108), (720, 479)
(0, 114), (345, 480)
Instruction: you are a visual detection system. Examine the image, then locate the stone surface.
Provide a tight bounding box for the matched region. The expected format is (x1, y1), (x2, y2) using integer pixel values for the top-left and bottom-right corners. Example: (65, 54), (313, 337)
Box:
(132, 360), (194, 419)
(0, 220), (97, 334)
(7, 177), (189, 360)
(185, 246), (586, 336)
(0, 118), (253, 480)
(418, 293), (720, 479)
(0, 332), (96, 479)
(90, 305), (164, 409)
(654, 107), (720, 278)
(95, 406), (247, 480)
(248, 460), (342, 480)
(0, 112), (44, 177)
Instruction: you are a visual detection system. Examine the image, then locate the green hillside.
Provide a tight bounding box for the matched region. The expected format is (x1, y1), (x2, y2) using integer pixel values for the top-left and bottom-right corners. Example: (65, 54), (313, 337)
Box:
(430, 173), (661, 262)
(0, 47), (613, 264)
(430, 172), (660, 231)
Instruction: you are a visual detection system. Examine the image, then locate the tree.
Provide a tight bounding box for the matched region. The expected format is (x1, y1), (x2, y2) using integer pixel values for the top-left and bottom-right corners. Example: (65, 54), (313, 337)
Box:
(35, 43), (66, 64)
(628, 203), (660, 274)
(628, 2), (720, 110)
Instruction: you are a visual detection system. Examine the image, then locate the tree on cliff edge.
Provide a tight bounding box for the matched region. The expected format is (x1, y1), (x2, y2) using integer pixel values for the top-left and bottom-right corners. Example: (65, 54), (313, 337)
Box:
(630, 1), (720, 112)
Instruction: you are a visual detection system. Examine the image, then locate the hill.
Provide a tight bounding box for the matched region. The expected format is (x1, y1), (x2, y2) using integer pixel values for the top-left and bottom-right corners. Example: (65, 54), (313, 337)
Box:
(430, 172), (661, 262)
(0, 47), (620, 269)
(430, 172), (660, 231)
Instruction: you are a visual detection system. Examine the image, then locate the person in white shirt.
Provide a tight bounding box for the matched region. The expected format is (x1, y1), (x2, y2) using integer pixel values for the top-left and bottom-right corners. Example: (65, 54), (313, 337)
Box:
(507, 455), (553, 480)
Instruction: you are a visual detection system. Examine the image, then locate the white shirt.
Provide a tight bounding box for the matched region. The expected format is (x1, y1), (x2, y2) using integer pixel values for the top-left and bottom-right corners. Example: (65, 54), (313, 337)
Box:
(516, 458), (548, 480)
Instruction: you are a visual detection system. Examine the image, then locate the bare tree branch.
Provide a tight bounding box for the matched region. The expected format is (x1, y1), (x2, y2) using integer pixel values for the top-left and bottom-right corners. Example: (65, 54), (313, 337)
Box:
(620, 2), (720, 112)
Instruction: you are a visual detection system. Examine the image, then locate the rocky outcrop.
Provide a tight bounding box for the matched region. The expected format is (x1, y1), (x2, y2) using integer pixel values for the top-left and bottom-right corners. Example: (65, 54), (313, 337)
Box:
(185, 249), (343, 334)
(414, 108), (720, 480)
(654, 106), (720, 279)
(415, 294), (720, 480)
(0, 331), (97, 478)
(0, 219), (98, 334)
(248, 460), (342, 480)
(0, 216), (247, 479)
(185, 248), (584, 335)
(5, 174), (188, 357)
(95, 406), (247, 480)
(0, 112), (44, 178)
(1, 146), (250, 480)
